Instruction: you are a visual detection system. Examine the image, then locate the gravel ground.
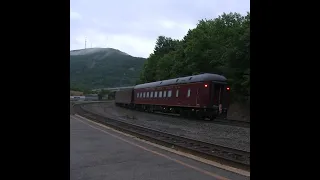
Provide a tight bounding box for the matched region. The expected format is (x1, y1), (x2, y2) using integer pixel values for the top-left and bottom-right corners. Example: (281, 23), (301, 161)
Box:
(81, 102), (250, 152)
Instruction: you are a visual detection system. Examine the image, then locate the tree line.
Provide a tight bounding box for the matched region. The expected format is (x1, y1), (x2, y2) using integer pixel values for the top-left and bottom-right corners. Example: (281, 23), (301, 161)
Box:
(138, 12), (250, 103)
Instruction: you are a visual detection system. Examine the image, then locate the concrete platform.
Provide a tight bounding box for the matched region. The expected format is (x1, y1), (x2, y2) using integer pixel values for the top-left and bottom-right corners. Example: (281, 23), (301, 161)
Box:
(70, 115), (250, 180)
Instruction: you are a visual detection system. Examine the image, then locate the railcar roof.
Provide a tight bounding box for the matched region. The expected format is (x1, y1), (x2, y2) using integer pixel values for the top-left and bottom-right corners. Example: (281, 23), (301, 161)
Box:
(134, 73), (227, 89)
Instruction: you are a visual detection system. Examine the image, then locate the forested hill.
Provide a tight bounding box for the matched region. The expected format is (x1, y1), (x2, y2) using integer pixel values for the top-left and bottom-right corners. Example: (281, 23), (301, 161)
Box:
(139, 12), (250, 103)
(70, 48), (146, 90)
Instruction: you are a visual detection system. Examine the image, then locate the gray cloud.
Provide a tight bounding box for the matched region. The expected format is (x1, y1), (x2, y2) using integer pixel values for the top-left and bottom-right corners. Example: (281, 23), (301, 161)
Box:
(70, 0), (250, 58)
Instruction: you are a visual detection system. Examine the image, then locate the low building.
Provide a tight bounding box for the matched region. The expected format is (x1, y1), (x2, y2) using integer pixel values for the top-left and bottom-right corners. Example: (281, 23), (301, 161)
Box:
(85, 94), (99, 101)
(70, 96), (85, 101)
(70, 90), (83, 96)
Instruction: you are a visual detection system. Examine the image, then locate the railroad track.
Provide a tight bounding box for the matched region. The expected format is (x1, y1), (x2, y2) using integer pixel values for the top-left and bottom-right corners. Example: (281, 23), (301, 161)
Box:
(81, 102), (250, 128)
(73, 104), (250, 171)
(114, 104), (250, 128)
(212, 118), (250, 128)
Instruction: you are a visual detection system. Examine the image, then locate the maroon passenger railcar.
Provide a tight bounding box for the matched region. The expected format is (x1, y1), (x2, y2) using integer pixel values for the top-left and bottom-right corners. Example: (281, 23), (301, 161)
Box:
(133, 73), (230, 120)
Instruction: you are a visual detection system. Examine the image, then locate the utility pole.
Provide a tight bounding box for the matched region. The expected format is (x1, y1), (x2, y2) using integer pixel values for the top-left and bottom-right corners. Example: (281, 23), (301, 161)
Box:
(85, 37), (87, 49)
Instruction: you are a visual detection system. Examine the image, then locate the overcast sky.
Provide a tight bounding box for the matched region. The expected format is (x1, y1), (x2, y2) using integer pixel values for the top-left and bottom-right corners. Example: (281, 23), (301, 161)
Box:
(70, 0), (250, 58)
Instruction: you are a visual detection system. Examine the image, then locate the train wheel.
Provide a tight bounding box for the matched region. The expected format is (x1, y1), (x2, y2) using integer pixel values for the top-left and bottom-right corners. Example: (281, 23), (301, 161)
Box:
(180, 110), (187, 118)
(209, 115), (216, 121)
(196, 111), (206, 120)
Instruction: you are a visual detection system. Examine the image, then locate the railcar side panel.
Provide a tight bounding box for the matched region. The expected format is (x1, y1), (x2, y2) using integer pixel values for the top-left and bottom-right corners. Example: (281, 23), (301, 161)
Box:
(134, 82), (212, 108)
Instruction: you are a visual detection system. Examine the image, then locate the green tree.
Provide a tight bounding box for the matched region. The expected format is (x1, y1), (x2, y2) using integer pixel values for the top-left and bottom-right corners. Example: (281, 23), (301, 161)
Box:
(139, 12), (250, 103)
(98, 89), (111, 100)
(140, 36), (180, 83)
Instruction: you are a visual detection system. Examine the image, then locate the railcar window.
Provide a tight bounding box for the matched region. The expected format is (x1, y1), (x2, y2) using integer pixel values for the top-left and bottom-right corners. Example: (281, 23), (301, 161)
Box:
(159, 91), (162, 98)
(168, 90), (172, 97)
(155, 91), (158, 98)
(147, 92), (149, 98)
(139, 93), (142, 98)
(137, 93), (139, 98)
(143, 92), (146, 98)
(150, 92), (153, 98)
(187, 88), (191, 97)
(176, 90), (179, 97)
(163, 91), (167, 97)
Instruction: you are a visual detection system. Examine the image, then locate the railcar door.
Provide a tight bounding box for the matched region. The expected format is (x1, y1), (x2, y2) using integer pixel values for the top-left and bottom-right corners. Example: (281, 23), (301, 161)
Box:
(196, 88), (200, 106)
(212, 83), (224, 106)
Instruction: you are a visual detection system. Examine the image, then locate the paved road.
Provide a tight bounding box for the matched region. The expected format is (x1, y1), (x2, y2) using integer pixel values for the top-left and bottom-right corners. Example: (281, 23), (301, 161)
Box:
(70, 115), (249, 180)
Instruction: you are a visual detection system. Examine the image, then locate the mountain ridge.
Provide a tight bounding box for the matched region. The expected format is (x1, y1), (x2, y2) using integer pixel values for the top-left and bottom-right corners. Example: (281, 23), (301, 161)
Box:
(70, 48), (146, 90)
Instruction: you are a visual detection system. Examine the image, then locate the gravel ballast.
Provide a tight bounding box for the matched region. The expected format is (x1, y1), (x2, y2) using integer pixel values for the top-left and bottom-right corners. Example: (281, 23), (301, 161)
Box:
(81, 102), (250, 152)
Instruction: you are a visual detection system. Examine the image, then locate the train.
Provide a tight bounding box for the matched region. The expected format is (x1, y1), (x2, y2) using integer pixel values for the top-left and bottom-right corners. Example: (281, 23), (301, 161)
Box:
(114, 73), (230, 120)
